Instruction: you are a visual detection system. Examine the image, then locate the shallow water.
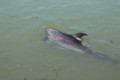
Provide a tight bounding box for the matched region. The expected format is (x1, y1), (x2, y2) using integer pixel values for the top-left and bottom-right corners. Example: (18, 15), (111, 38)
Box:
(0, 0), (120, 80)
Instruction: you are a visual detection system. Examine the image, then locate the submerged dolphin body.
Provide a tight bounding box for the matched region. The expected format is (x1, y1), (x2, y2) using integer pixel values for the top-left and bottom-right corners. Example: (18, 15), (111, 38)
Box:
(44, 28), (111, 60)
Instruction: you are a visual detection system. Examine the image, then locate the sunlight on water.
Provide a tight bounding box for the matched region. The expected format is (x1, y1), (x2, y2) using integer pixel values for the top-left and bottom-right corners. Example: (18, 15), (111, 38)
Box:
(0, 0), (120, 80)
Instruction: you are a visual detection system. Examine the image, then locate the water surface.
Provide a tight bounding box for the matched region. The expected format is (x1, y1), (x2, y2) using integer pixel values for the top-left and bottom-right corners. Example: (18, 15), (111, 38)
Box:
(0, 0), (120, 80)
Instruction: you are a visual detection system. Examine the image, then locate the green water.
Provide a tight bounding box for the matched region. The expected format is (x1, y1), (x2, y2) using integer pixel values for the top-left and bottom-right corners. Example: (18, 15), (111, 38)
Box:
(0, 0), (120, 80)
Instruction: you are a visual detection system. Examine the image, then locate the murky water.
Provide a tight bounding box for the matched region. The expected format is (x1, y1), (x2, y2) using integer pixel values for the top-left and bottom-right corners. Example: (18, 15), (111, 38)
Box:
(0, 0), (120, 80)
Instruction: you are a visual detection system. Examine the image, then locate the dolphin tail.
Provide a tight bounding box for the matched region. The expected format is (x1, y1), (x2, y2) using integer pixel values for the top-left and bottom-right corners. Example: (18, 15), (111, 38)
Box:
(84, 47), (111, 60)
(85, 47), (120, 63)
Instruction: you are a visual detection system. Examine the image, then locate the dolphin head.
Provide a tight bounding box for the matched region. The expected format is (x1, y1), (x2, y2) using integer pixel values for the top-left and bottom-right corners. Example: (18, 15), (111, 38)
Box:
(45, 28), (65, 41)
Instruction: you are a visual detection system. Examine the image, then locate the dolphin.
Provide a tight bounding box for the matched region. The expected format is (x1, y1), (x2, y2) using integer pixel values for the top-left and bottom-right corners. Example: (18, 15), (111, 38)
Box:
(44, 27), (111, 60)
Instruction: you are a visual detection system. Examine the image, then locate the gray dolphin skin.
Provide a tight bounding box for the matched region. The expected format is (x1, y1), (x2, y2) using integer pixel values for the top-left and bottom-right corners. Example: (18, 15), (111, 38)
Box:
(44, 27), (111, 60)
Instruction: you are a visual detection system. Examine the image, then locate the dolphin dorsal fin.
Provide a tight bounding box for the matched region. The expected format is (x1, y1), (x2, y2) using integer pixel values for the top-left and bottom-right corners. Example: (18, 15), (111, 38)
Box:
(72, 32), (87, 40)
